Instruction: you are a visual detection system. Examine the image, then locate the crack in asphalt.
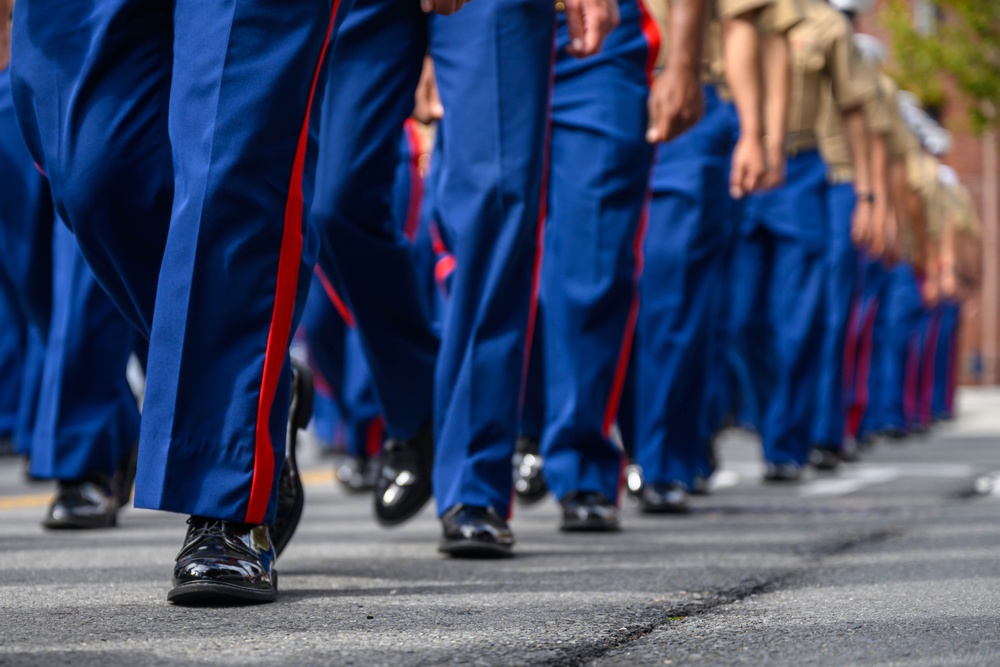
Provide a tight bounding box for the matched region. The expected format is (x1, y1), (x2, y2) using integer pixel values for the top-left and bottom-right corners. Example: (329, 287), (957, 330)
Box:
(547, 526), (909, 667)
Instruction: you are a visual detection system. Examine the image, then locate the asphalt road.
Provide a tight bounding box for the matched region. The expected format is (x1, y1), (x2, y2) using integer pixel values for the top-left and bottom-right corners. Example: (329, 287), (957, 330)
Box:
(1, 390), (999, 666)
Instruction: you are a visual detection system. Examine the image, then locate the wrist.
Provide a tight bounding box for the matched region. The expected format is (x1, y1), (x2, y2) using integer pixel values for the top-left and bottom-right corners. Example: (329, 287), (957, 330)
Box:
(855, 191), (876, 204)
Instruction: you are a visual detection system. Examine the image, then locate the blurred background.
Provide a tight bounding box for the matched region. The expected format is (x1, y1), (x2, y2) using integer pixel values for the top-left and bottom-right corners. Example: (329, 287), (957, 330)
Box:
(860, 0), (999, 384)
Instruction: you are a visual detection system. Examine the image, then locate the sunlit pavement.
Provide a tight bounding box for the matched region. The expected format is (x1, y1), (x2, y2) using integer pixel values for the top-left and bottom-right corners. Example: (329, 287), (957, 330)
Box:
(1, 389), (998, 666)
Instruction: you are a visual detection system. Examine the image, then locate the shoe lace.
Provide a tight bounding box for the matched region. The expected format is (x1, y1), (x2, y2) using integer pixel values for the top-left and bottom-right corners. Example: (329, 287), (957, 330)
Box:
(178, 518), (260, 561)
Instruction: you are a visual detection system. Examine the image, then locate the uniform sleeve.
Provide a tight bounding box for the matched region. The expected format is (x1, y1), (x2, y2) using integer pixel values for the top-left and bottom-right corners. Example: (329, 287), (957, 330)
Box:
(826, 14), (874, 111)
(957, 185), (982, 237)
(717, 0), (772, 21)
(757, 0), (805, 34)
(863, 66), (893, 137)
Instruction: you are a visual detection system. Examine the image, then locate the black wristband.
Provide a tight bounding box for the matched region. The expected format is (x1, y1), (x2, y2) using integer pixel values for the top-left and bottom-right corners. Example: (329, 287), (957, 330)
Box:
(856, 191), (876, 204)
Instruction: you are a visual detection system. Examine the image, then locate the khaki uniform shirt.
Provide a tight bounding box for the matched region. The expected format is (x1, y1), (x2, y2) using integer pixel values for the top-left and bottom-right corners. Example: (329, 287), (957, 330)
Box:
(816, 58), (885, 182)
(786, 0), (873, 154)
(955, 183), (981, 238)
(649, 0), (802, 75)
(877, 74), (919, 160)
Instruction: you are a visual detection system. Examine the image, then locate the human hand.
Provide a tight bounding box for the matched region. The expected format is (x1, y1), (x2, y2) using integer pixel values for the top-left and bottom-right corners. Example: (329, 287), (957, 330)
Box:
(565, 0), (620, 58)
(646, 66), (704, 143)
(421, 0), (469, 16)
(412, 57), (444, 123)
(730, 135), (765, 199)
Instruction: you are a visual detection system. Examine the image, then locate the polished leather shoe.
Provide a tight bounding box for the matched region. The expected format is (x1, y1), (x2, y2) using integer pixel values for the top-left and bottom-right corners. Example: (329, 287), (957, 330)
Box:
(168, 517), (277, 605)
(374, 422), (433, 526)
(336, 454), (381, 493)
(0, 434), (15, 457)
(763, 462), (803, 482)
(839, 438), (861, 463)
(42, 478), (118, 529)
(113, 443), (139, 509)
(639, 483), (691, 514)
(809, 446), (841, 471)
(560, 492), (620, 531)
(690, 475), (711, 496)
(439, 504), (514, 558)
(513, 436), (548, 505)
(271, 358), (314, 558)
(624, 463), (644, 498)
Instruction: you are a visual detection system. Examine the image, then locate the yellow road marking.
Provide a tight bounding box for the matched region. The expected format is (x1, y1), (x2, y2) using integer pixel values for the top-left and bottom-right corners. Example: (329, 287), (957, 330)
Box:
(0, 467), (339, 512)
(0, 493), (54, 511)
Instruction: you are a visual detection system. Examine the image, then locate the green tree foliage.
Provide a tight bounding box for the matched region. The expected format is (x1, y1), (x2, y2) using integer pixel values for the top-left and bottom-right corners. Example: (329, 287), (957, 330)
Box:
(882, 0), (1000, 133)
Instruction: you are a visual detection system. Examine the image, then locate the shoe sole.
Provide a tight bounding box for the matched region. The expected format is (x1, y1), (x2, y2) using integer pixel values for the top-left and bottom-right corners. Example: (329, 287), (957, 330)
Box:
(438, 540), (514, 559)
(167, 575), (278, 606)
(115, 444), (139, 510)
(639, 505), (690, 515)
(560, 519), (621, 532)
(41, 515), (117, 530)
(272, 360), (313, 558)
(374, 434), (434, 527)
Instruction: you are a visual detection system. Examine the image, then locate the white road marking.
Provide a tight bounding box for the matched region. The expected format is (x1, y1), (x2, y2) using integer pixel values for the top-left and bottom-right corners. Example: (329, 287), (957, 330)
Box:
(710, 462), (978, 498)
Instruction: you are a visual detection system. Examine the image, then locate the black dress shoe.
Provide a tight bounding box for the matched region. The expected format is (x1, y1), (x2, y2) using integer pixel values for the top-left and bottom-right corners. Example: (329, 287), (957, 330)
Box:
(168, 517), (277, 605)
(763, 462), (803, 482)
(639, 483), (691, 514)
(113, 443), (139, 509)
(439, 505), (514, 558)
(42, 478), (118, 529)
(513, 436), (548, 505)
(336, 454), (381, 493)
(0, 434), (15, 457)
(809, 446), (841, 471)
(883, 428), (909, 442)
(624, 463), (645, 498)
(839, 438), (861, 463)
(560, 491), (620, 531)
(690, 475), (711, 496)
(271, 359), (314, 558)
(374, 422), (433, 526)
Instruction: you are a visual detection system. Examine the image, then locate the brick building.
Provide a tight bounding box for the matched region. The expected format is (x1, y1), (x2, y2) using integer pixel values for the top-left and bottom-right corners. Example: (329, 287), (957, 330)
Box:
(857, 0), (999, 385)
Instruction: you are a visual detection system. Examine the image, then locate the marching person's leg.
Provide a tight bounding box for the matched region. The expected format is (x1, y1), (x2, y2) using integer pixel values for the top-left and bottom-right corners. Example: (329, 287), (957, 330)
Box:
(430, 0), (555, 556)
(634, 86), (737, 514)
(10, 0), (172, 338)
(32, 222), (140, 530)
(539, 0), (656, 532)
(0, 268), (24, 451)
(751, 151), (829, 478)
(146, 0), (337, 599)
(515, 314), (548, 505)
(13, 0), (339, 602)
(811, 182), (857, 468)
(939, 300), (960, 418)
(0, 65), (52, 455)
(848, 256), (881, 443)
(308, 0), (438, 526)
(876, 263), (923, 438)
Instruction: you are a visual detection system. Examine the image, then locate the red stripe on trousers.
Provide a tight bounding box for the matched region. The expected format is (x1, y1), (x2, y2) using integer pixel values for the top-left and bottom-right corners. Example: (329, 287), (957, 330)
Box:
(603, 198), (650, 439)
(245, 4), (340, 525)
(945, 312), (960, 413)
(517, 36), (557, 416)
(602, 16), (658, 441)
(842, 298), (862, 396)
(636, 0), (662, 86)
(903, 334), (920, 426)
(315, 265), (356, 328)
(847, 300), (879, 437)
(402, 118), (425, 242)
(920, 314), (941, 425)
(365, 418), (385, 458)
